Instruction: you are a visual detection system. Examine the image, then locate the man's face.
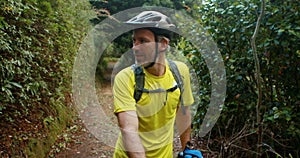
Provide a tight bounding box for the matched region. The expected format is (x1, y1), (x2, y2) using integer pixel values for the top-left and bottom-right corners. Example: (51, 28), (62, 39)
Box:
(132, 29), (157, 66)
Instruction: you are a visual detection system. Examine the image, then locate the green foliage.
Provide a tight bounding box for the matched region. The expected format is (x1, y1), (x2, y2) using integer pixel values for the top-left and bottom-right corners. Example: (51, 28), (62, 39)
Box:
(0, 0), (94, 156)
(176, 0), (300, 157)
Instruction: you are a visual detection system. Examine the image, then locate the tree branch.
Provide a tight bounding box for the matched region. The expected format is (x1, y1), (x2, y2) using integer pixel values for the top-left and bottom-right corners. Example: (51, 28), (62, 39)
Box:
(250, 0), (266, 157)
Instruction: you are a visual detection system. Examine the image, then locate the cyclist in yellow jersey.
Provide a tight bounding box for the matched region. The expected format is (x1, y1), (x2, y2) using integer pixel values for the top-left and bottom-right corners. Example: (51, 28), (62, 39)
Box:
(113, 11), (194, 158)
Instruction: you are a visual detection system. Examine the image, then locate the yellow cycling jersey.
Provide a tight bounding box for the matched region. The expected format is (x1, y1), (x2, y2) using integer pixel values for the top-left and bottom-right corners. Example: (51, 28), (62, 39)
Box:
(113, 60), (194, 158)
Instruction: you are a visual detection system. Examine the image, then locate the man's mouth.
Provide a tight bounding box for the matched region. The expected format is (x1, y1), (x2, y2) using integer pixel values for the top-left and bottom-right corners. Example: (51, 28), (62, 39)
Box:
(134, 52), (144, 59)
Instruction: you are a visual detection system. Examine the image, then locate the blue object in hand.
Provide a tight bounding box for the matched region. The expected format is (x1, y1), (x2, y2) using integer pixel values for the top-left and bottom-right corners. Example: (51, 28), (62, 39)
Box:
(183, 148), (203, 158)
(178, 142), (203, 158)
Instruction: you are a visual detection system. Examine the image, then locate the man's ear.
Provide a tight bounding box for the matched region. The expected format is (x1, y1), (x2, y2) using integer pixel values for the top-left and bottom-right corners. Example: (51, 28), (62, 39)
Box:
(159, 38), (169, 52)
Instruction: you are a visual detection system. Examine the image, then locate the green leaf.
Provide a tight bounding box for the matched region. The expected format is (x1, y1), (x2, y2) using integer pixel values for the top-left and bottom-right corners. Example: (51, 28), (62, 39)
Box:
(10, 82), (23, 88)
(288, 30), (300, 38)
(277, 29), (285, 36)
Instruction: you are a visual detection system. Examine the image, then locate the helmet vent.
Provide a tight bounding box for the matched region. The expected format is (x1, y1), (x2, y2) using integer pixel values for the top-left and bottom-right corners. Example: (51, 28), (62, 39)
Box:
(146, 17), (162, 22)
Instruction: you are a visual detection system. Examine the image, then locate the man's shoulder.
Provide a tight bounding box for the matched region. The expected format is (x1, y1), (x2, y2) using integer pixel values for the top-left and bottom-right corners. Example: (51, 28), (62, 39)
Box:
(169, 60), (189, 73)
(172, 60), (186, 66)
(114, 66), (134, 81)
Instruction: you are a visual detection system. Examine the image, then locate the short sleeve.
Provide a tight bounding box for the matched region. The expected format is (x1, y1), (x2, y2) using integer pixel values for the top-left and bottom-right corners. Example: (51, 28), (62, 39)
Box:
(113, 67), (136, 113)
(175, 61), (194, 106)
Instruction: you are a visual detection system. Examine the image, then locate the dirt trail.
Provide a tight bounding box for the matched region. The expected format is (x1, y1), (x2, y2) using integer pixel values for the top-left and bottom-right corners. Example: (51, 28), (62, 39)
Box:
(48, 81), (115, 158)
(48, 62), (116, 158)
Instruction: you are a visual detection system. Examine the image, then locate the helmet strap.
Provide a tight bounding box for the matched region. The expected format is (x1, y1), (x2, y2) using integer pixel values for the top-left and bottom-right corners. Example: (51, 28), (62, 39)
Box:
(144, 36), (159, 69)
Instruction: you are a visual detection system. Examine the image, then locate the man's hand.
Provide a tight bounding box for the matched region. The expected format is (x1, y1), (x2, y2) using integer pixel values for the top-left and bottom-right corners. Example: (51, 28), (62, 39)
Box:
(117, 111), (146, 158)
(178, 142), (203, 158)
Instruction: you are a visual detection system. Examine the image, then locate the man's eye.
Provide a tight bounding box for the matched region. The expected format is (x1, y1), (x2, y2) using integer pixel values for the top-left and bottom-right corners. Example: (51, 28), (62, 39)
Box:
(132, 38), (148, 45)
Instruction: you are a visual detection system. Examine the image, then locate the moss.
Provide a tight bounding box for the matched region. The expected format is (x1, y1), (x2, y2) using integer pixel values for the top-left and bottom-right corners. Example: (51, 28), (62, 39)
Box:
(25, 104), (75, 158)
(26, 139), (45, 158)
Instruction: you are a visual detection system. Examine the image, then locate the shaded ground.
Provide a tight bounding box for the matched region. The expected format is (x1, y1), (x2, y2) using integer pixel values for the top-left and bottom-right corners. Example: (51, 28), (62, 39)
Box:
(47, 61), (116, 158)
(48, 62), (116, 158)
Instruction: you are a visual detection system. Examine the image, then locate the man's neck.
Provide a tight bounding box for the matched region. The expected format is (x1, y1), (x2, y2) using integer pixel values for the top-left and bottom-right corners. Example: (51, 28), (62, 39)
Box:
(145, 54), (166, 76)
(146, 62), (166, 76)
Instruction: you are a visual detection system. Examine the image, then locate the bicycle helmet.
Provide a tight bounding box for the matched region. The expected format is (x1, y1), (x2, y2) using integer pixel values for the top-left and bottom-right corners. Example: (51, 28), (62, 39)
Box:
(124, 11), (176, 39)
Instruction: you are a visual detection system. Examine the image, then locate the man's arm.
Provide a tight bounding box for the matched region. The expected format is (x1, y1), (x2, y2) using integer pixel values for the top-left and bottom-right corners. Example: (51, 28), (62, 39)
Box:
(176, 106), (192, 150)
(117, 111), (146, 158)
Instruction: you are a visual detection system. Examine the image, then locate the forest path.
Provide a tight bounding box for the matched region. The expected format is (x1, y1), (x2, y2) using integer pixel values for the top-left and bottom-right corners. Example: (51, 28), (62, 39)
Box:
(47, 62), (116, 158)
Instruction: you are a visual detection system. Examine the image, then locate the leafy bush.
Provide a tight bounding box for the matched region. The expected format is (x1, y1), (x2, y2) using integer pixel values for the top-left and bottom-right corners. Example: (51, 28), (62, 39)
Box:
(0, 0), (94, 156)
(177, 0), (300, 157)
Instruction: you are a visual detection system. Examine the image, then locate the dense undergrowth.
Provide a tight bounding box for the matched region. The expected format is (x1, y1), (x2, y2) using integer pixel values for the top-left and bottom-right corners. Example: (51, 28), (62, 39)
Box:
(0, 0), (94, 157)
(177, 0), (300, 157)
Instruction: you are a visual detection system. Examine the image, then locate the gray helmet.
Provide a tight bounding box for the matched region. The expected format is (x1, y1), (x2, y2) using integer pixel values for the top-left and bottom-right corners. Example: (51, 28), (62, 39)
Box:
(125, 11), (176, 39)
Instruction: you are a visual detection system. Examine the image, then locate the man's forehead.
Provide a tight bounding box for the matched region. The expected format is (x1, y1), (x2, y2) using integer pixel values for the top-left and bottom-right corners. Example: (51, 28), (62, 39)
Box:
(133, 28), (155, 37)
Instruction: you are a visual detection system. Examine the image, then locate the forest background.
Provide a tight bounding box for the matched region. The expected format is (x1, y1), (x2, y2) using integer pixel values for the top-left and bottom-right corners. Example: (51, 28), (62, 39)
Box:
(0, 0), (299, 157)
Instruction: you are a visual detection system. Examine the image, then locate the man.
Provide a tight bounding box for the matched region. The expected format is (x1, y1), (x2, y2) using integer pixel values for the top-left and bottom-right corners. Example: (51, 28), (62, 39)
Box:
(113, 11), (194, 158)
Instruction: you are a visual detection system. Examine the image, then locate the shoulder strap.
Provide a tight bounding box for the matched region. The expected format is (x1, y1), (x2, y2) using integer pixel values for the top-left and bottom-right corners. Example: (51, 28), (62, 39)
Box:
(132, 65), (144, 103)
(168, 59), (186, 115)
(133, 61), (186, 115)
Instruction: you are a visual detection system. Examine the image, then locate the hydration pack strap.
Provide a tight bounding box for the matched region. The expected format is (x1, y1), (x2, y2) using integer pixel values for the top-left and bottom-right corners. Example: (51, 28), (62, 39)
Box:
(168, 59), (186, 115)
(133, 60), (186, 115)
(133, 66), (145, 102)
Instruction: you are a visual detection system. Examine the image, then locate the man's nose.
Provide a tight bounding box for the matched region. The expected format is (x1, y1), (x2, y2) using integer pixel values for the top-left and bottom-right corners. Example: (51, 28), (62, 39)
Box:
(132, 42), (140, 51)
